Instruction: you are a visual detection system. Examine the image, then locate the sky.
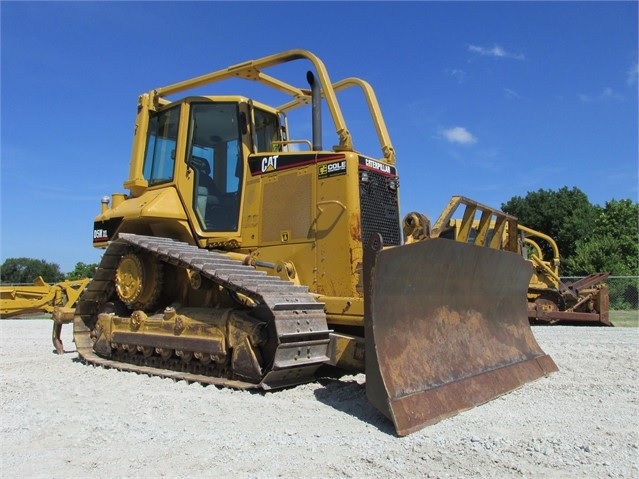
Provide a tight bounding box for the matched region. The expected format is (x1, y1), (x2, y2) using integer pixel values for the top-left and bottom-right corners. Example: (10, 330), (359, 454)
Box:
(1, 1), (637, 274)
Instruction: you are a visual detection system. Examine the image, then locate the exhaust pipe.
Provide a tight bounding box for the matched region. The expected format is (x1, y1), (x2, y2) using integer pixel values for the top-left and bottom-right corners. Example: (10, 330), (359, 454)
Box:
(307, 71), (322, 151)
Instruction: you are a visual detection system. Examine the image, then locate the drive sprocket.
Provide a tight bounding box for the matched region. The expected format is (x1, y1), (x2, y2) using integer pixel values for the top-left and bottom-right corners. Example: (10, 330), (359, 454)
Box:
(115, 251), (163, 311)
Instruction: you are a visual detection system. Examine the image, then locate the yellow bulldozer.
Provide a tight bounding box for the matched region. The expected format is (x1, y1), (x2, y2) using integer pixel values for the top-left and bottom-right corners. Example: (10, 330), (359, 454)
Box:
(67, 49), (556, 436)
(439, 217), (611, 326)
(519, 225), (610, 325)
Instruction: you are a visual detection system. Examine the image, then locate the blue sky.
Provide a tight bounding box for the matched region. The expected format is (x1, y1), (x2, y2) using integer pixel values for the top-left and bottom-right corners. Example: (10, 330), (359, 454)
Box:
(2, 1), (637, 274)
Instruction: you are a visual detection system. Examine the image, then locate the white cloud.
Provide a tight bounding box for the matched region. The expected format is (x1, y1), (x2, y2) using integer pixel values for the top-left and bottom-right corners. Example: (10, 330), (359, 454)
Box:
(578, 87), (624, 102)
(627, 62), (638, 86)
(441, 126), (477, 145)
(468, 44), (525, 61)
(504, 88), (521, 100)
(602, 87), (622, 99)
(445, 68), (467, 84)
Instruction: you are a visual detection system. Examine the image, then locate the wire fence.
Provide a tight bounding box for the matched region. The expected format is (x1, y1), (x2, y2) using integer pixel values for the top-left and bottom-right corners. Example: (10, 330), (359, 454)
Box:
(563, 276), (639, 311)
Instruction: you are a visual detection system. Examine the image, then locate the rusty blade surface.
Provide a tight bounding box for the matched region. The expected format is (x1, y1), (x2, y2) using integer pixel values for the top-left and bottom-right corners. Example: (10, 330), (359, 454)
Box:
(365, 238), (558, 436)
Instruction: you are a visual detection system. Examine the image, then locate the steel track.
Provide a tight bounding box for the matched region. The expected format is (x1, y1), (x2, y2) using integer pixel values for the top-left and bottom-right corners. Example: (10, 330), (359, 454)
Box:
(73, 234), (331, 390)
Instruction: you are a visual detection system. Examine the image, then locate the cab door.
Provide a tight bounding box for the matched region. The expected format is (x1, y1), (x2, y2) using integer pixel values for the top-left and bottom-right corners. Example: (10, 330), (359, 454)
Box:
(183, 100), (247, 236)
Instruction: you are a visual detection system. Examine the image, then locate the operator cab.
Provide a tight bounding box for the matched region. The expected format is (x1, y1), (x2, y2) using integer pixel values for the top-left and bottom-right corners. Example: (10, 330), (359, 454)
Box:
(142, 97), (281, 234)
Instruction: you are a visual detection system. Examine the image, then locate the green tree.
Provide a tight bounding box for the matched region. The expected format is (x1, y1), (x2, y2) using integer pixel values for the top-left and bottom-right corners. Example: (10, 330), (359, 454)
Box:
(564, 199), (639, 276)
(502, 187), (597, 267)
(0, 258), (65, 284)
(565, 200), (639, 310)
(66, 262), (99, 280)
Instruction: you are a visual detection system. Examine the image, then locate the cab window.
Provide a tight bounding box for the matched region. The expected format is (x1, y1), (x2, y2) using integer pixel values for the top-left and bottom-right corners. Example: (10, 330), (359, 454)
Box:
(187, 102), (243, 232)
(143, 106), (179, 185)
(254, 108), (280, 152)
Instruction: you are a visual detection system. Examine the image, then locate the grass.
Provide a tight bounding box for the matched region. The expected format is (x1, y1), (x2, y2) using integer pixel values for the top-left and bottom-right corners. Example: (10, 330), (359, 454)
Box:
(610, 310), (639, 327)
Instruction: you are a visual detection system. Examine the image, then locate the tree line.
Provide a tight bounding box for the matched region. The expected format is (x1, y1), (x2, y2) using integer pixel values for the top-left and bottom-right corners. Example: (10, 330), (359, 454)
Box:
(0, 259), (98, 284)
(501, 186), (638, 277)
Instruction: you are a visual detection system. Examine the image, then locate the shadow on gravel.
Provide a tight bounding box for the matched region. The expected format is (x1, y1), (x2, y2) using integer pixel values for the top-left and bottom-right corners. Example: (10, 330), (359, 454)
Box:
(313, 376), (396, 435)
(59, 353), (394, 436)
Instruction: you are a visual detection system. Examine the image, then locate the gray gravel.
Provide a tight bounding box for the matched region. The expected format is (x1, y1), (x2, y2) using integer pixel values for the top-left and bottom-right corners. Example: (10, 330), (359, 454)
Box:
(1, 319), (637, 478)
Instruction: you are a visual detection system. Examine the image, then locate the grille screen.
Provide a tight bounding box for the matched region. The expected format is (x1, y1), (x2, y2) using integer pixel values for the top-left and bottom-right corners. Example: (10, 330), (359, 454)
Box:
(262, 173), (312, 242)
(359, 169), (401, 247)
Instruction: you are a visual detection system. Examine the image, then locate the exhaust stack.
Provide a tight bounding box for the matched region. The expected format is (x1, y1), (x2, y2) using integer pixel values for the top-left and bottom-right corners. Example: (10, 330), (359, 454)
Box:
(307, 71), (322, 151)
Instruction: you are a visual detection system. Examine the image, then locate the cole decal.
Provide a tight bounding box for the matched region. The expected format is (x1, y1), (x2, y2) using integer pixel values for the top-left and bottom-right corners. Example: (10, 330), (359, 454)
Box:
(319, 160), (347, 178)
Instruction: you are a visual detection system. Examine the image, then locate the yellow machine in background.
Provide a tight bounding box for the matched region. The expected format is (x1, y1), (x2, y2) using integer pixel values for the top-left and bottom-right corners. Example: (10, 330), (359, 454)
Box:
(519, 225), (610, 325)
(70, 50), (556, 436)
(0, 277), (89, 317)
(442, 219), (610, 326)
(0, 277), (90, 353)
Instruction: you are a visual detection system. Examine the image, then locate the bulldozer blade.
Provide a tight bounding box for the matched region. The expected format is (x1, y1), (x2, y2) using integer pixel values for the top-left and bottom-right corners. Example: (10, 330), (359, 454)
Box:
(364, 234), (558, 436)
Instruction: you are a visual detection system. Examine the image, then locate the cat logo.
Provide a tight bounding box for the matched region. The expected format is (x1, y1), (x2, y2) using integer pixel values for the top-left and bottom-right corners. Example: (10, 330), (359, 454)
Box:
(261, 155), (279, 173)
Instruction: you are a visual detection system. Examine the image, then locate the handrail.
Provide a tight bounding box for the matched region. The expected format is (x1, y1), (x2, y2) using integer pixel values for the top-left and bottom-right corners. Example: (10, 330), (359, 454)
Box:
(148, 49), (353, 152)
(137, 50), (397, 165)
(518, 224), (561, 272)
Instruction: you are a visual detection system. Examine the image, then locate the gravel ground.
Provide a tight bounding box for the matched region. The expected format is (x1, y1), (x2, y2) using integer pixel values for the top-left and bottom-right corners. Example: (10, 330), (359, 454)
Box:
(1, 319), (637, 478)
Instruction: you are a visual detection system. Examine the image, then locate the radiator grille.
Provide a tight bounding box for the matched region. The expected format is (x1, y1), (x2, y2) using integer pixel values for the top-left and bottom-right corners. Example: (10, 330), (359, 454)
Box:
(262, 172), (312, 242)
(359, 169), (401, 247)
